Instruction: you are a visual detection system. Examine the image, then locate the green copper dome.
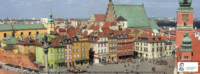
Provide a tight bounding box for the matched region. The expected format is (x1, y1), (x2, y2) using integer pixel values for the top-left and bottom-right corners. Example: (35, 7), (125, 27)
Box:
(179, 0), (192, 7)
(182, 36), (192, 42)
(48, 9), (54, 23)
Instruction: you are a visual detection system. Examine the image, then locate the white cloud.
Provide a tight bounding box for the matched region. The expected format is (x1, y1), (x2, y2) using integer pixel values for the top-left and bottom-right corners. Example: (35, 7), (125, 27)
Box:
(119, 0), (133, 4)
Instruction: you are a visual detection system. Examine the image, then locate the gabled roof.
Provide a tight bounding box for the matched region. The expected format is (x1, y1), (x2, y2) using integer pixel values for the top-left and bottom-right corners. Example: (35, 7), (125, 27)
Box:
(18, 37), (37, 45)
(88, 24), (95, 30)
(94, 24), (99, 30)
(133, 29), (140, 33)
(49, 37), (65, 47)
(102, 22), (110, 28)
(94, 14), (106, 22)
(113, 5), (150, 28)
(50, 31), (59, 35)
(82, 31), (88, 36)
(115, 16), (127, 21)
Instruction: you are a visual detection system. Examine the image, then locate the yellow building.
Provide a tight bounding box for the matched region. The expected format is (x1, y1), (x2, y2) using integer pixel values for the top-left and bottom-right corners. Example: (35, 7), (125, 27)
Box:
(71, 34), (90, 66)
(1, 36), (19, 54)
(0, 24), (47, 41)
(17, 37), (37, 55)
(45, 10), (55, 34)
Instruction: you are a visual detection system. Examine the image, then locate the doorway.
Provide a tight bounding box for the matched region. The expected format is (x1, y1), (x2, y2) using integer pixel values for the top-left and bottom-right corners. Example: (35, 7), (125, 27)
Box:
(81, 61), (83, 65)
(134, 51), (138, 59)
(112, 57), (114, 61)
(51, 64), (53, 69)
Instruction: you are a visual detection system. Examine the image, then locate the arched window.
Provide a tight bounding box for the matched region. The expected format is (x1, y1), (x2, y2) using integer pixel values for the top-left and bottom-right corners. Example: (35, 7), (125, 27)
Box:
(36, 32), (39, 35)
(186, 56), (188, 59)
(21, 32), (23, 36)
(29, 32), (31, 36)
(4, 33), (6, 38)
(184, 56), (186, 59)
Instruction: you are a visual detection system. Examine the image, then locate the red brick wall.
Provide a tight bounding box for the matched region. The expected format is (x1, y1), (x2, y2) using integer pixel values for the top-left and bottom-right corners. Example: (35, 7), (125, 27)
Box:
(177, 12), (193, 26)
(0, 50), (39, 70)
(181, 52), (192, 60)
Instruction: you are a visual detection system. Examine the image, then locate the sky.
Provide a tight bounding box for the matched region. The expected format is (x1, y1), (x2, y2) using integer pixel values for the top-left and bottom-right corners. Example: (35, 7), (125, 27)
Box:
(0, 0), (200, 19)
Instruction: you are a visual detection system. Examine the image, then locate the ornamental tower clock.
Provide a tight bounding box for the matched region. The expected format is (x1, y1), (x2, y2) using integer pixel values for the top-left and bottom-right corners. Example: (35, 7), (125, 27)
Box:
(176, 0), (194, 46)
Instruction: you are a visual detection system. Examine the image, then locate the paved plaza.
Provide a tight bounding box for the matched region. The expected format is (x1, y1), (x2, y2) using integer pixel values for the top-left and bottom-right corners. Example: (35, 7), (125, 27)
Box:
(40, 55), (175, 74)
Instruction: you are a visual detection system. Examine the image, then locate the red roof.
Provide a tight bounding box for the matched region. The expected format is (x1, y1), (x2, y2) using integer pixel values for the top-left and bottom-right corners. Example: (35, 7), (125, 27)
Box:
(59, 28), (66, 32)
(110, 22), (117, 26)
(170, 32), (176, 35)
(94, 14), (106, 22)
(18, 37), (37, 45)
(102, 22), (110, 28)
(148, 38), (153, 41)
(94, 24), (99, 30)
(88, 24), (95, 30)
(51, 31), (59, 35)
(69, 18), (74, 21)
(49, 37), (64, 47)
(133, 29), (140, 33)
(195, 29), (200, 32)
(169, 36), (176, 40)
(125, 29), (131, 33)
(81, 25), (87, 29)
(82, 31), (88, 36)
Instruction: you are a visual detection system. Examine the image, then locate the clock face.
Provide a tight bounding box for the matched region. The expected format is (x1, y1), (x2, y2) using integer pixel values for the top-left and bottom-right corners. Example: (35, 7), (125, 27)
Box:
(182, 14), (188, 20)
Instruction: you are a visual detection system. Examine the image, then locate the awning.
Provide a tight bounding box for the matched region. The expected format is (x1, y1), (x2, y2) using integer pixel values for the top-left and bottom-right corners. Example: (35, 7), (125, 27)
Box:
(118, 54), (133, 57)
(75, 58), (89, 62)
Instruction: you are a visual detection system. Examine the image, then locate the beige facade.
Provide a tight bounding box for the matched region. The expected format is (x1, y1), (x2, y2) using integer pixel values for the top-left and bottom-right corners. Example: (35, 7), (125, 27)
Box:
(108, 38), (117, 62)
(134, 40), (175, 59)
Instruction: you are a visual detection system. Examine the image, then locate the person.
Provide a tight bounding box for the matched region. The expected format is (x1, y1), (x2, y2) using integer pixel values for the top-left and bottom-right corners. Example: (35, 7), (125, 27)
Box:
(132, 66), (134, 68)
(90, 62), (93, 66)
(179, 63), (184, 71)
(124, 65), (126, 68)
(131, 70), (133, 73)
(128, 64), (130, 67)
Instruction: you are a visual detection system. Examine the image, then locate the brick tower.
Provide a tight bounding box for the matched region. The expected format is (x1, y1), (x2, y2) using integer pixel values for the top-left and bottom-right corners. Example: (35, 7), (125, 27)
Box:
(176, 0), (194, 46)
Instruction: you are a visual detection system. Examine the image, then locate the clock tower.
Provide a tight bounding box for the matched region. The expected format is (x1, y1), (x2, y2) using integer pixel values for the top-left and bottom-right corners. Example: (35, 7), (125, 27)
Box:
(176, 0), (194, 46)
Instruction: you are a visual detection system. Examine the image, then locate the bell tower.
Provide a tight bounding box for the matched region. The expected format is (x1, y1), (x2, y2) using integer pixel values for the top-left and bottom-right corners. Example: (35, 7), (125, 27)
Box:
(176, 0), (194, 46)
(47, 9), (55, 34)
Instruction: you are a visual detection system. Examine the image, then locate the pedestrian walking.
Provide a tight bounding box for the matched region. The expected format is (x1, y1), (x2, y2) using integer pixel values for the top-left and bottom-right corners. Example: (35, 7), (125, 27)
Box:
(128, 64), (130, 67)
(131, 70), (133, 73)
(124, 65), (126, 68)
(90, 62), (93, 66)
(126, 68), (128, 71)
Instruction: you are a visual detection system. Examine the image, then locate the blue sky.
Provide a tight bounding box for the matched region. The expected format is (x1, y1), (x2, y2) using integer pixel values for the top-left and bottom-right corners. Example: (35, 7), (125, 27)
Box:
(0, 0), (200, 19)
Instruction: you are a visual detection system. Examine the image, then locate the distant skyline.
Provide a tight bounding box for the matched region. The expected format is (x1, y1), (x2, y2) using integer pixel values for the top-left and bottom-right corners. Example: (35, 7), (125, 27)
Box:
(0, 0), (200, 19)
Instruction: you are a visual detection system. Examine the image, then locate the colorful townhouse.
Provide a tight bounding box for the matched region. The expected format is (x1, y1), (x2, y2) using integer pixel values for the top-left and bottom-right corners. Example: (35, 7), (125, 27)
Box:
(35, 36), (65, 69)
(1, 35), (19, 54)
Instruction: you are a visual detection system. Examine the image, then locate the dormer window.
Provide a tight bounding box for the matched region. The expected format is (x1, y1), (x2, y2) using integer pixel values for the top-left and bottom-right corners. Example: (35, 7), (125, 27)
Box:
(65, 40), (67, 43)
(111, 34), (113, 37)
(74, 38), (77, 41)
(124, 34), (128, 38)
(120, 35), (123, 38)
(59, 41), (63, 45)
(68, 40), (70, 42)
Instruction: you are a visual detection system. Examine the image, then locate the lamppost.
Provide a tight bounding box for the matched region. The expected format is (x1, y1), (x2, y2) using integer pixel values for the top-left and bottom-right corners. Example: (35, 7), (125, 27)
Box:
(42, 35), (49, 74)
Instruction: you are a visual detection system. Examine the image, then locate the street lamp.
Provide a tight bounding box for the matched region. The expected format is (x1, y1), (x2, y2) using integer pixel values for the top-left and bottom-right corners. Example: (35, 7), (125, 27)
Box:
(42, 35), (49, 74)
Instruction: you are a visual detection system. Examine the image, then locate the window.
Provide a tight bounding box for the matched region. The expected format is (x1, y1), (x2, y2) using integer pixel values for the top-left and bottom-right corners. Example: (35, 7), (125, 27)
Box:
(84, 43), (86, 46)
(84, 48), (86, 52)
(169, 46), (171, 50)
(51, 49), (53, 53)
(101, 43), (103, 47)
(129, 49), (130, 51)
(77, 54), (79, 58)
(157, 48), (159, 52)
(152, 44), (154, 46)
(98, 50), (100, 53)
(104, 43), (106, 47)
(69, 51), (71, 54)
(152, 48), (154, 52)
(29, 32), (31, 36)
(58, 55), (60, 59)
(165, 46), (167, 50)
(98, 43), (100, 47)
(81, 48), (83, 52)
(69, 45), (71, 48)
(110, 49), (112, 52)
(166, 52), (168, 55)
(51, 56), (53, 60)
(120, 45), (122, 47)
(124, 44), (126, 46)
(121, 50), (122, 52)
(76, 48), (79, 52)
(101, 38), (103, 41)
(81, 43), (83, 46)
(73, 55), (75, 58)
(21, 32), (23, 36)
(66, 56), (68, 60)
(57, 49), (59, 53)
(73, 49), (75, 52)
(36, 32), (39, 35)
(136, 47), (139, 50)
(76, 43), (78, 46)
(104, 49), (106, 53)
(73, 44), (75, 46)
(81, 54), (83, 58)
(69, 56), (71, 59)
(125, 49), (126, 52)
(101, 49), (103, 53)
(61, 55), (63, 59)
(118, 50), (120, 52)
(84, 54), (86, 57)
(124, 40), (126, 42)
(4, 33), (6, 38)
(61, 48), (63, 52)
(28, 50), (31, 53)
